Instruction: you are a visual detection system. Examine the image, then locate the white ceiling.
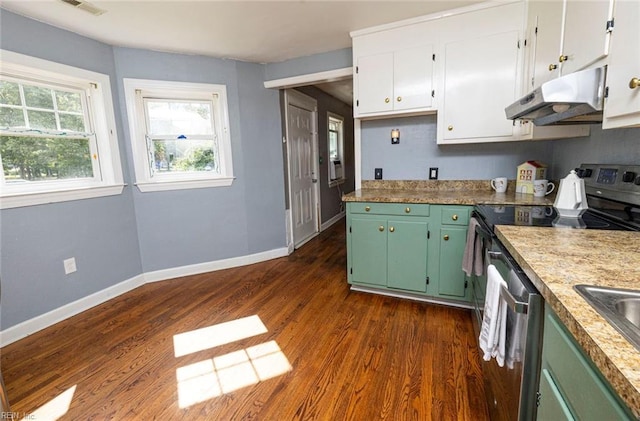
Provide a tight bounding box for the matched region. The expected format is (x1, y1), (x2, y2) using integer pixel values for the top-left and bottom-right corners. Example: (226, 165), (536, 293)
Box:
(1, 0), (484, 64)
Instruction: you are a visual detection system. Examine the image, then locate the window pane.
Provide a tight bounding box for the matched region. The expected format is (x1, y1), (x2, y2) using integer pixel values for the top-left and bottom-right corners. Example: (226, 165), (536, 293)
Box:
(27, 110), (57, 130)
(1, 135), (93, 181)
(0, 81), (22, 106)
(0, 106), (25, 127)
(329, 131), (338, 160)
(55, 91), (82, 113)
(151, 138), (216, 173)
(146, 100), (213, 136)
(59, 113), (86, 132)
(23, 85), (54, 109)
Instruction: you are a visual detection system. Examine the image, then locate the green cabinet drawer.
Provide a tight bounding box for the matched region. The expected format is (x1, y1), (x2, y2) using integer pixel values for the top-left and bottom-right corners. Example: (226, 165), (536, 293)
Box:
(539, 306), (634, 421)
(349, 202), (430, 216)
(440, 206), (470, 225)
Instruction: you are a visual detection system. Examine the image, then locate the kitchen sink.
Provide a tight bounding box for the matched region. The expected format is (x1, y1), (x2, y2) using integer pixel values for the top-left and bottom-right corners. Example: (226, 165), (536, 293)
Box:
(574, 285), (640, 351)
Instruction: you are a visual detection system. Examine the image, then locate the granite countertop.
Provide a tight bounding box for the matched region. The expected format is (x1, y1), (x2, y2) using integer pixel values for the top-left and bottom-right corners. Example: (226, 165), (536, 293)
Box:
(342, 180), (556, 206)
(496, 226), (640, 417)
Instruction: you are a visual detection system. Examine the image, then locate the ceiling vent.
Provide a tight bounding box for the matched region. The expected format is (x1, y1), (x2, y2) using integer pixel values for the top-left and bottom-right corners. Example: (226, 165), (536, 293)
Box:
(59, 0), (106, 16)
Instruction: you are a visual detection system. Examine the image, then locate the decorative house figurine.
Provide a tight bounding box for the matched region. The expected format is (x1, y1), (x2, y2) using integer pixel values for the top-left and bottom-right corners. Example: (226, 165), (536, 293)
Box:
(516, 161), (547, 194)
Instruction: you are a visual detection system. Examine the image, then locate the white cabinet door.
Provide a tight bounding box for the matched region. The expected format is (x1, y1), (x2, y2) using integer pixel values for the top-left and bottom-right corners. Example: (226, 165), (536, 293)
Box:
(603, 0), (640, 129)
(356, 53), (394, 115)
(393, 46), (434, 111)
(441, 30), (520, 142)
(527, 0), (564, 89)
(560, 0), (614, 75)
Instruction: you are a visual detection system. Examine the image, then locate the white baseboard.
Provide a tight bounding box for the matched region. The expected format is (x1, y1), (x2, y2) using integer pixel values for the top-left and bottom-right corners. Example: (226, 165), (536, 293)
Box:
(1, 247), (289, 347)
(0, 274), (146, 347)
(144, 247), (289, 283)
(320, 211), (345, 232)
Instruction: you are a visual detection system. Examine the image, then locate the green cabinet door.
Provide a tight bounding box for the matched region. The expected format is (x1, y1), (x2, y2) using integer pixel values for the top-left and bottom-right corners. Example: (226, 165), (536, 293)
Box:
(437, 226), (468, 298)
(538, 368), (576, 421)
(350, 216), (387, 286)
(387, 219), (429, 292)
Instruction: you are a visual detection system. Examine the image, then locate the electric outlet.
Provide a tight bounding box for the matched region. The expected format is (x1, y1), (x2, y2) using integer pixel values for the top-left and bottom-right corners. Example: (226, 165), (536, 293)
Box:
(374, 168), (383, 180)
(429, 167), (439, 180)
(64, 257), (77, 275)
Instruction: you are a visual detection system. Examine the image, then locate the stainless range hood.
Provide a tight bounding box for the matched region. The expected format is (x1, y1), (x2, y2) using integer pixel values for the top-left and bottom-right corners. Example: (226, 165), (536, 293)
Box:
(505, 66), (606, 126)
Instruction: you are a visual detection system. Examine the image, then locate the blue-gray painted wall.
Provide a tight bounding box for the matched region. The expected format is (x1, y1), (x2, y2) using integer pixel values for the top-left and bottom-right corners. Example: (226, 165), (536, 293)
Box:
(264, 48), (352, 81)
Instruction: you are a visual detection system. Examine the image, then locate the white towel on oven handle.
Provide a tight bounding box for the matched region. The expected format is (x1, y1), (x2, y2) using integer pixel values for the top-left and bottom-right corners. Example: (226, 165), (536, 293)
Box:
(479, 264), (508, 367)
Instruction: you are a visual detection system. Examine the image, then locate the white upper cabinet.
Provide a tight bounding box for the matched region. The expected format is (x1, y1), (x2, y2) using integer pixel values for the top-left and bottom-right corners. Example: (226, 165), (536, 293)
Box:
(560, 0), (614, 75)
(526, 0), (564, 89)
(602, 0), (640, 129)
(352, 22), (436, 118)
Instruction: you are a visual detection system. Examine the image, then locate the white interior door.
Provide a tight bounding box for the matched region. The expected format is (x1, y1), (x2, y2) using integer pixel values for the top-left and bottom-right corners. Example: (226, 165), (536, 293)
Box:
(285, 90), (319, 248)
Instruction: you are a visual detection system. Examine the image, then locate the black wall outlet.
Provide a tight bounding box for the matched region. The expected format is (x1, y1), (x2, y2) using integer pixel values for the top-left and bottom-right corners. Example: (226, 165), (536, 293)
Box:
(374, 168), (383, 180)
(429, 167), (439, 180)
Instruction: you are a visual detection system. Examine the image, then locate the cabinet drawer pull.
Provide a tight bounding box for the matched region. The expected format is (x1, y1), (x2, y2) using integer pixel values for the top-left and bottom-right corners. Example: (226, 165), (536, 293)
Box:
(378, 225), (385, 232)
(397, 96), (402, 102)
(384, 97), (390, 103)
(405, 207), (411, 213)
(630, 77), (640, 89)
(389, 226), (395, 233)
(443, 234), (449, 241)
(452, 214), (458, 221)
(559, 54), (568, 62)
(549, 64), (558, 71)
(448, 125), (453, 131)
(365, 206), (371, 212)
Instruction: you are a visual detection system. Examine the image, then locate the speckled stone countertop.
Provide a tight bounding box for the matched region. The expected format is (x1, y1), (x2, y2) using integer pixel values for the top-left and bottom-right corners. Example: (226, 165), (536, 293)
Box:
(342, 180), (556, 206)
(496, 226), (640, 417)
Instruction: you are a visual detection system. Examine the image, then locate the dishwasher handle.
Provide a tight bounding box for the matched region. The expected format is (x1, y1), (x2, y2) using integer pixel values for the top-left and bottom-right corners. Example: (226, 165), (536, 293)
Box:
(488, 251), (529, 314)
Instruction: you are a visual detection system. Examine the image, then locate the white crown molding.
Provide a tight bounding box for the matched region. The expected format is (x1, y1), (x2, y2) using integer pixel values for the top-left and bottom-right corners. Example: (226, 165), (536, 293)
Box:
(263, 67), (352, 90)
(0, 247), (288, 347)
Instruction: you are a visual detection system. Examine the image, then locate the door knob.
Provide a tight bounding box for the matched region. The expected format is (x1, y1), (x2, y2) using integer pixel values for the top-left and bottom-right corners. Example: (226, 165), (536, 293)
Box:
(389, 226), (395, 233)
(452, 214), (458, 221)
(397, 96), (402, 102)
(448, 125), (453, 131)
(385, 97), (390, 103)
(443, 234), (449, 241)
(629, 77), (640, 89)
(365, 206), (371, 212)
(405, 207), (411, 213)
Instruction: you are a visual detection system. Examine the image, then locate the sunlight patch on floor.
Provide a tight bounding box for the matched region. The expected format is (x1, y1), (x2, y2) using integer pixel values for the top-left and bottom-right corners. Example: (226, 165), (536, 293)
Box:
(173, 314), (268, 357)
(174, 314), (292, 409)
(30, 384), (76, 420)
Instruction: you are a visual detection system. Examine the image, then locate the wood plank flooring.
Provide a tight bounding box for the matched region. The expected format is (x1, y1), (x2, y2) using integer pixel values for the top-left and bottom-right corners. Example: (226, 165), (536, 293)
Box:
(2, 219), (489, 420)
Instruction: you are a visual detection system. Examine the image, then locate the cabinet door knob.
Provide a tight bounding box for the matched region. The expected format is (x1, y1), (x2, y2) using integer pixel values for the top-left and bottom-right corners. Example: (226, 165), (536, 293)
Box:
(365, 206), (371, 212)
(397, 96), (402, 102)
(389, 226), (395, 233)
(443, 234), (449, 241)
(548, 64), (558, 71)
(378, 225), (385, 232)
(405, 207), (411, 213)
(559, 54), (568, 63)
(452, 214), (458, 221)
(629, 77), (640, 89)
(447, 125), (453, 131)
(385, 97), (390, 103)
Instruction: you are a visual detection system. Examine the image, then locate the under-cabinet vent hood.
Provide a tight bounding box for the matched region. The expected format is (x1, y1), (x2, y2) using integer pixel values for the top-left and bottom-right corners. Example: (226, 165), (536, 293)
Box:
(505, 66), (606, 126)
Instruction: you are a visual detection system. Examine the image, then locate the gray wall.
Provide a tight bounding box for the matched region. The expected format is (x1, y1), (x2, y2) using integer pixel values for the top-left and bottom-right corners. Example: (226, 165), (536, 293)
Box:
(0, 10), (286, 329)
(295, 86), (355, 223)
(264, 48), (352, 81)
(0, 11), (142, 328)
(361, 115), (557, 180)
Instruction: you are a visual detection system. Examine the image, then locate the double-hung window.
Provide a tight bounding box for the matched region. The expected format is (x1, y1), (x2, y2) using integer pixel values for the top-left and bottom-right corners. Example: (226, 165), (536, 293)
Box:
(0, 50), (124, 208)
(327, 112), (345, 186)
(123, 79), (234, 192)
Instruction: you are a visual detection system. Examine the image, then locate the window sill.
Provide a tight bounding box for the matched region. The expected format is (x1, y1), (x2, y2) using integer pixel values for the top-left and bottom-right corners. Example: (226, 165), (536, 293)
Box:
(329, 178), (346, 188)
(0, 184), (126, 209)
(135, 177), (235, 192)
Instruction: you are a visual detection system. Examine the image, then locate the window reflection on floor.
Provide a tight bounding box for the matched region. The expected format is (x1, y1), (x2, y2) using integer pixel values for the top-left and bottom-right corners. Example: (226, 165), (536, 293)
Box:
(174, 316), (291, 408)
(30, 384), (77, 420)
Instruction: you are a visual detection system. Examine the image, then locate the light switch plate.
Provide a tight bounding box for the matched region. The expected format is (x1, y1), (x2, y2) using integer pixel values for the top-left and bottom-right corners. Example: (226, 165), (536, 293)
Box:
(64, 257), (77, 274)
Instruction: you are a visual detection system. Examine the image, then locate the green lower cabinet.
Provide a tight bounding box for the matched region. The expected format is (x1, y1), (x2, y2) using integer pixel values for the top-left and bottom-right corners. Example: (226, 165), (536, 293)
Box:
(350, 216), (387, 287)
(387, 219), (429, 292)
(436, 226), (469, 299)
(537, 305), (634, 421)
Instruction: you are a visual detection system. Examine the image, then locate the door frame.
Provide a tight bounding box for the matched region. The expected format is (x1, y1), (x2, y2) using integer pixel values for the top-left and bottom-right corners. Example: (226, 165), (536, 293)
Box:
(284, 89), (320, 251)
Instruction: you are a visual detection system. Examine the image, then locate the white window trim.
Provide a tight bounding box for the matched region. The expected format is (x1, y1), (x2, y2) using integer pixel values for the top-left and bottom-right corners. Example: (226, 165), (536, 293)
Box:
(327, 112), (345, 188)
(123, 78), (234, 192)
(0, 50), (125, 209)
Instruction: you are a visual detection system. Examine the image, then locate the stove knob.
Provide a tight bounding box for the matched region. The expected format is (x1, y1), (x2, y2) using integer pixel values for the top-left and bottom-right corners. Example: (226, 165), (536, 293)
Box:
(623, 171), (637, 183)
(575, 168), (593, 178)
(583, 169), (593, 177)
(635, 175), (640, 186)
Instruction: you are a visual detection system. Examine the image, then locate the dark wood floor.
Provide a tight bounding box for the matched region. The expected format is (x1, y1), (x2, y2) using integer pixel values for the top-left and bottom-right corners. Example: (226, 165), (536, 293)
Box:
(2, 219), (489, 420)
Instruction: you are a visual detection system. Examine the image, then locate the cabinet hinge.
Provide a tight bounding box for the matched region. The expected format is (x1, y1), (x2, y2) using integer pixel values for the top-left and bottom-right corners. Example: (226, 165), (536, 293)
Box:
(356, 99), (359, 107)
(524, 38), (527, 47)
(432, 53), (436, 61)
(349, 226), (352, 233)
(350, 268), (353, 275)
(464, 280), (468, 289)
(606, 18), (614, 32)
(535, 26), (538, 35)
(426, 277), (430, 285)
(604, 86), (609, 98)
(427, 230), (430, 239)
(431, 90), (435, 98)
(517, 40), (521, 49)
(536, 391), (541, 407)
(355, 66), (359, 74)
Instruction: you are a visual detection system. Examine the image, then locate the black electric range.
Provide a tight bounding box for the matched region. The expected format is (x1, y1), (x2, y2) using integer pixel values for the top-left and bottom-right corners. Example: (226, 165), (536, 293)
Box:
(475, 163), (640, 232)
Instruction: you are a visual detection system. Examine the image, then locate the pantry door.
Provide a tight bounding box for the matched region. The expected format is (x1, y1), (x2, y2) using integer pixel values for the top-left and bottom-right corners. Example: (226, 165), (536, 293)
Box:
(285, 89), (319, 248)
